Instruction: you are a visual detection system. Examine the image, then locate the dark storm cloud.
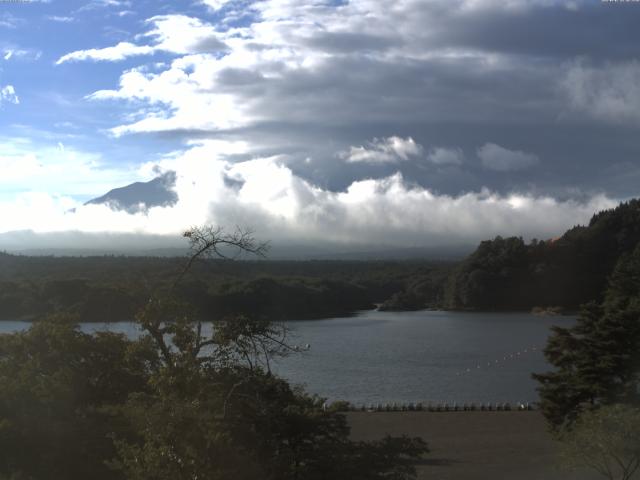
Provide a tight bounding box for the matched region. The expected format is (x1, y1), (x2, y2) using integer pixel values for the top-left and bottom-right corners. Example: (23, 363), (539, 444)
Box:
(10, 0), (640, 253)
(414, 2), (640, 61)
(85, 0), (640, 201)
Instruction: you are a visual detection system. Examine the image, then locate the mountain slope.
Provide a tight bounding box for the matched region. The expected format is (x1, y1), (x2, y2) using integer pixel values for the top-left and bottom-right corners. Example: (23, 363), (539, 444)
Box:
(85, 171), (178, 213)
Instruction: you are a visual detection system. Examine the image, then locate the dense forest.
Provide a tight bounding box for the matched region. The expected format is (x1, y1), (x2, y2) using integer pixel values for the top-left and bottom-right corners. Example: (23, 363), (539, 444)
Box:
(1, 199), (639, 321)
(400, 199), (640, 312)
(0, 253), (451, 322)
(364, 199), (640, 312)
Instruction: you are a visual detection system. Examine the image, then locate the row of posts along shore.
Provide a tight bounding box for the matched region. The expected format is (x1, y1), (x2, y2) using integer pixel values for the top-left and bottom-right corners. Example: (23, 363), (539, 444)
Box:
(325, 401), (535, 413)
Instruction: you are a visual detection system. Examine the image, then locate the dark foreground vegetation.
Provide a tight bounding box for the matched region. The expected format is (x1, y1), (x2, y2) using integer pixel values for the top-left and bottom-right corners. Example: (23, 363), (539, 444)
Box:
(0, 200), (639, 479)
(528, 202), (640, 479)
(534, 240), (640, 429)
(0, 228), (427, 480)
(0, 315), (427, 480)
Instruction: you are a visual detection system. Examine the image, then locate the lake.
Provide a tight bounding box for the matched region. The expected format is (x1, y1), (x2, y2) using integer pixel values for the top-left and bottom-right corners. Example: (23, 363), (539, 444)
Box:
(0, 310), (573, 405)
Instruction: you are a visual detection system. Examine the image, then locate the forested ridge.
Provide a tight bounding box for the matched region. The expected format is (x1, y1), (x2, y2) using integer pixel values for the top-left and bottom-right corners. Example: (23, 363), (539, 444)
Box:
(1, 199), (639, 320)
(385, 199), (640, 312)
(371, 199), (640, 312)
(0, 253), (451, 321)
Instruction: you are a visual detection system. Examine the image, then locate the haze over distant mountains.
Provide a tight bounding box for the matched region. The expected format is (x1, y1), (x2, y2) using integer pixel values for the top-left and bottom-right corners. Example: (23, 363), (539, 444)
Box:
(0, 173), (474, 259)
(0, 231), (473, 261)
(0, 172), (613, 260)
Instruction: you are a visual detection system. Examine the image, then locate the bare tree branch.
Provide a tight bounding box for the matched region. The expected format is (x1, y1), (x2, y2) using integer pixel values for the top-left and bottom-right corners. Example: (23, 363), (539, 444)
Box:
(171, 225), (269, 292)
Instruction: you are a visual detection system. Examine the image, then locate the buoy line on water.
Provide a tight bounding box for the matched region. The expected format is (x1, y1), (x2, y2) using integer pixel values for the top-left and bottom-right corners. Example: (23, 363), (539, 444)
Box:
(455, 345), (542, 377)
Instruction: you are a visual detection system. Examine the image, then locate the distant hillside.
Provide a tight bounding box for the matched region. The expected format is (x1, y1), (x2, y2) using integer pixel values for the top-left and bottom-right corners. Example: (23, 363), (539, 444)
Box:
(443, 199), (640, 311)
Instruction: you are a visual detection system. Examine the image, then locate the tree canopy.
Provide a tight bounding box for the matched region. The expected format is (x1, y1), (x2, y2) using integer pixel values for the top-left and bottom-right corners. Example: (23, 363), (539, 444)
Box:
(559, 404), (640, 480)
(0, 253), (446, 322)
(533, 242), (640, 430)
(445, 199), (640, 311)
(0, 226), (428, 480)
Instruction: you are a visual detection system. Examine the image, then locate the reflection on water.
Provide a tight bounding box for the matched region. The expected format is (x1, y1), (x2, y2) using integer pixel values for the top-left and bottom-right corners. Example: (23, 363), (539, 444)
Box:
(0, 310), (573, 405)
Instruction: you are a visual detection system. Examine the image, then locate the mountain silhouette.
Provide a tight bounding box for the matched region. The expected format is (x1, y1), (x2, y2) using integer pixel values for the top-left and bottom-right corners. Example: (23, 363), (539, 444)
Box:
(85, 171), (178, 213)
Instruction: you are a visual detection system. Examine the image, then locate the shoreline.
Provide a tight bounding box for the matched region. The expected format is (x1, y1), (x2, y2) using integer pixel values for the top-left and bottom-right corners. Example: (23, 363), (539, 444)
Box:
(0, 306), (579, 324)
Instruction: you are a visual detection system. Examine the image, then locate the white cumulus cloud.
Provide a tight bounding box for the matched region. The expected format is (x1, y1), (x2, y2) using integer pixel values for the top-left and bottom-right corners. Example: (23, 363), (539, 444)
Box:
(56, 15), (227, 64)
(0, 143), (617, 250)
(200, 0), (233, 11)
(0, 85), (19, 105)
(340, 136), (423, 164)
(57, 42), (154, 64)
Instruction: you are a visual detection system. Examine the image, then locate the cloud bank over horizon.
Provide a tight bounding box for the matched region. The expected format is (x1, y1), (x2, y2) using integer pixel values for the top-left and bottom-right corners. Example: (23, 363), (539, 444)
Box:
(0, 142), (617, 251)
(1, 0), (639, 252)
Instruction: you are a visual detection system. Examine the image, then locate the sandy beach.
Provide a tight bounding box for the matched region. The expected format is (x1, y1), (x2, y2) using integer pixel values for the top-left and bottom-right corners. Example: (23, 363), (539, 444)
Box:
(348, 411), (601, 480)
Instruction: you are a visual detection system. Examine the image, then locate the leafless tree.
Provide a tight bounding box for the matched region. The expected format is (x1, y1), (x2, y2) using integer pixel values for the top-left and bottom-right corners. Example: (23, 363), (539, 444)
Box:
(172, 225), (269, 291)
(137, 225), (294, 374)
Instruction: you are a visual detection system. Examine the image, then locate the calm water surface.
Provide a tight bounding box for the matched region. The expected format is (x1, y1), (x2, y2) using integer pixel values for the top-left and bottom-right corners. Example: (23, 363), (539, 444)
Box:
(0, 310), (573, 405)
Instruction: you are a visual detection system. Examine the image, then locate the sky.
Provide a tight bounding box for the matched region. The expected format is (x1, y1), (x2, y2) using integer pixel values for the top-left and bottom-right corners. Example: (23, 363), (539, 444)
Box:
(1, 0), (639, 252)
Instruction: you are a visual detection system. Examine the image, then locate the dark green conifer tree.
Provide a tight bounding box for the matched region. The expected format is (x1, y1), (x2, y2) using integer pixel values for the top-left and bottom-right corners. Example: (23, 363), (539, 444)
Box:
(534, 243), (640, 430)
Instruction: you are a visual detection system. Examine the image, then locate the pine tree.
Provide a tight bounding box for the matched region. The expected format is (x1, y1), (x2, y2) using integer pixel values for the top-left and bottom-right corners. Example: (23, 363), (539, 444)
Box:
(533, 243), (640, 430)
